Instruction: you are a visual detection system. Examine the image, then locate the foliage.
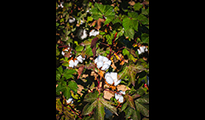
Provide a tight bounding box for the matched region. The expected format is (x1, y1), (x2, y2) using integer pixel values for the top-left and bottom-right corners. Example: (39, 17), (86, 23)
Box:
(56, 0), (149, 120)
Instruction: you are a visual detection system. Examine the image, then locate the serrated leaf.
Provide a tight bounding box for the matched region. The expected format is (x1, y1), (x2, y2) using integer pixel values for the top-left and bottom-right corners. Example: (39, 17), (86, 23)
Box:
(95, 3), (106, 14)
(133, 2), (143, 11)
(104, 15), (115, 25)
(100, 97), (118, 116)
(82, 100), (97, 115)
(135, 100), (149, 117)
(64, 87), (71, 99)
(124, 28), (135, 40)
(63, 74), (73, 79)
(122, 17), (132, 31)
(84, 90), (99, 102)
(68, 81), (78, 94)
(133, 20), (139, 31)
(137, 14), (149, 25)
(128, 12), (138, 18)
(104, 5), (115, 16)
(95, 99), (105, 120)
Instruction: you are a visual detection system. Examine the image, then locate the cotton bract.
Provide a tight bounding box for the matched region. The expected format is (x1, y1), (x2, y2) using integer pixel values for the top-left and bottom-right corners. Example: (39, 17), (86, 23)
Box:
(115, 90), (125, 103)
(105, 72), (121, 86)
(94, 55), (111, 71)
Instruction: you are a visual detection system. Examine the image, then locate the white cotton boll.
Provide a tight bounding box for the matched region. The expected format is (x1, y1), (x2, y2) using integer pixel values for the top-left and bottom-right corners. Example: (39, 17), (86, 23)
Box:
(97, 61), (103, 69)
(105, 72), (121, 86)
(80, 29), (88, 40)
(76, 55), (84, 63)
(69, 17), (76, 23)
(89, 29), (99, 37)
(114, 79), (121, 86)
(137, 48), (142, 55)
(115, 93), (124, 103)
(101, 64), (110, 71)
(119, 90), (125, 95)
(58, 2), (64, 8)
(106, 76), (114, 85)
(66, 97), (73, 104)
(69, 60), (75, 68)
(74, 60), (79, 66)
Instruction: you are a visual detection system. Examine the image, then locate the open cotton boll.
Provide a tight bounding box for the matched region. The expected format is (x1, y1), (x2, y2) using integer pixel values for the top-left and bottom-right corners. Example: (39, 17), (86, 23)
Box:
(61, 47), (72, 57)
(76, 55), (85, 63)
(115, 90), (125, 103)
(94, 55), (111, 71)
(66, 97), (73, 104)
(69, 17), (76, 23)
(80, 29), (88, 40)
(69, 59), (78, 68)
(89, 29), (99, 37)
(58, 2), (64, 8)
(137, 46), (148, 55)
(105, 72), (121, 86)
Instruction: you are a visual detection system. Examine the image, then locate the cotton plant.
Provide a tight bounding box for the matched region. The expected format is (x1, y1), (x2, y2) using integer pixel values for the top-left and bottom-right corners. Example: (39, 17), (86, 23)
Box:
(94, 55), (111, 71)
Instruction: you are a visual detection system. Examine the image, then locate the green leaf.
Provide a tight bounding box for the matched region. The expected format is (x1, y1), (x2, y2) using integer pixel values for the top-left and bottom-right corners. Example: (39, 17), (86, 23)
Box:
(82, 100), (97, 115)
(84, 90), (99, 102)
(57, 66), (63, 74)
(125, 95), (135, 110)
(133, 2), (143, 11)
(122, 48), (130, 56)
(85, 47), (93, 57)
(135, 100), (149, 117)
(128, 12), (138, 18)
(104, 5), (115, 16)
(125, 107), (134, 119)
(136, 94), (149, 104)
(64, 69), (77, 74)
(95, 3), (106, 14)
(63, 74), (73, 79)
(87, 16), (93, 22)
(141, 33), (149, 44)
(104, 15), (115, 25)
(68, 81), (78, 94)
(124, 28), (135, 39)
(121, 101), (128, 112)
(132, 110), (141, 120)
(75, 45), (84, 51)
(122, 17), (132, 31)
(64, 87), (71, 99)
(94, 99), (105, 120)
(100, 97), (118, 116)
(133, 20), (139, 31)
(137, 14), (149, 25)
